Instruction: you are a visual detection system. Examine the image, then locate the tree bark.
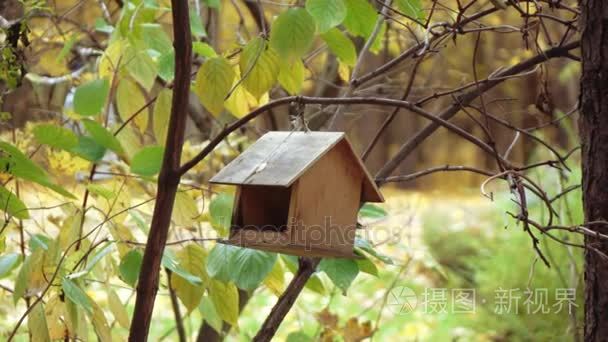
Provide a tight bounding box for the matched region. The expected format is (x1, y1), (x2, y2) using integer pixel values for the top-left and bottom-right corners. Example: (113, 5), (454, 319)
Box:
(128, 0), (192, 340)
(580, 1), (608, 341)
(252, 258), (319, 342)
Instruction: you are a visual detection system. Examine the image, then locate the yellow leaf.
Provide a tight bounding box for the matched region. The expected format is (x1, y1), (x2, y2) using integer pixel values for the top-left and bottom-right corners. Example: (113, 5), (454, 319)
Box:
(59, 209), (81, 249)
(28, 301), (51, 342)
(224, 83), (250, 118)
(194, 57), (236, 116)
(278, 58), (305, 95)
(107, 289), (130, 329)
(28, 249), (47, 295)
(171, 244), (208, 312)
(172, 191), (200, 227)
(116, 79), (149, 134)
(208, 279), (239, 326)
(91, 301), (112, 342)
(239, 37), (280, 99)
(153, 89), (172, 145)
(263, 258), (285, 295)
(45, 295), (69, 340)
(63, 249), (87, 272)
(109, 223), (135, 257)
(115, 124), (142, 161)
(338, 62), (350, 82)
(99, 180), (131, 224)
(99, 40), (125, 80)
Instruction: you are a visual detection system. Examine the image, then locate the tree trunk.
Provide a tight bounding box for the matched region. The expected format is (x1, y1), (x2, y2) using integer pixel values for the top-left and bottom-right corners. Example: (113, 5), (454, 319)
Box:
(579, 1), (608, 340)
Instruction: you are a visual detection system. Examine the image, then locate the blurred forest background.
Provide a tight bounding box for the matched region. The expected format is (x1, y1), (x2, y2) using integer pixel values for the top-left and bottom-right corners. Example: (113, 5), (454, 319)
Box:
(0, 0), (583, 341)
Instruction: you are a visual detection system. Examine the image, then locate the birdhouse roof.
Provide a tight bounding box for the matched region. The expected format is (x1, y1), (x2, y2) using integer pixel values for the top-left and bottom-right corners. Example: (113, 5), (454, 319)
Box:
(210, 131), (383, 202)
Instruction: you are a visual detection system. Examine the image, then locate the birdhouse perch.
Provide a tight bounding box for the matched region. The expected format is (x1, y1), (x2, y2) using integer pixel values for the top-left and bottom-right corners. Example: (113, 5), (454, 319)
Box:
(210, 131), (384, 258)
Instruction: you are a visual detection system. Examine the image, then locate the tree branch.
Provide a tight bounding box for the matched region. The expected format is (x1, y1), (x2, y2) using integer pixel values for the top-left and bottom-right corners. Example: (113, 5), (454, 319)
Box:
(178, 95), (514, 176)
(252, 258), (320, 342)
(128, 0), (192, 340)
(166, 269), (187, 342)
(374, 40), (580, 181)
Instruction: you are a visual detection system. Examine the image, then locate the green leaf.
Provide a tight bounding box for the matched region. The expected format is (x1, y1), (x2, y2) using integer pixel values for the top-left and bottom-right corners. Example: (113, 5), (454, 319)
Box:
(0, 185), (29, 219)
(305, 273), (327, 294)
(322, 28), (357, 66)
(33, 124), (78, 150)
(318, 258), (358, 295)
(194, 57), (236, 116)
(0, 141), (75, 198)
(95, 18), (114, 34)
(67, 242), (113, 279)
(86, 184), (115, 200)
(305, 0), (347, 33)
(240, 37), (280, 99)
(230, 248), (277, 290)
(82, 119), (124, 155)
(203, 0), (221, 8)
(209, 193), (233, 236)
(355, 237), (394, 264)
(158, 50), (175, 82)
(28, 301), (51, 342)
(13, 253), (32, 304)
(287, 332), (314, 342)
(153, 89), (172, 145)
(130, 146), (164, 176)
(190, 9), (207, 38)
(193, 42), (217, 58)
(343, 0), (378, 38)
(278, 58), (305, 95)
(163, 250), (203, 285)
(0, 253), (21, 278)
(207, 244), (238, 283)
(141, 23), (173, 54)
(73, 79), (110, 116)
(171, 244), (208, 312)
(69, 135), (106, 162)
(269, 8), (316, 61)
(116, 79), (149, 133)
(119, 249), (143, 287)
(62, 278), (93, 314)
(369, 21), (386, 54)
(356, 255), (379, 277)
(29, 234), (50, 251)
(358, 203), (388, 219)
(57, 33), (78, 62)
(199, 296), (223, 333)
(208, 279), (239, 326)
(395, 0), (425, 22)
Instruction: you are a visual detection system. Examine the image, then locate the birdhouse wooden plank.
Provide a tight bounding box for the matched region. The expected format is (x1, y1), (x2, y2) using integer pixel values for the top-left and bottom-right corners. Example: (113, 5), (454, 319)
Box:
(210, 131), (383, 258)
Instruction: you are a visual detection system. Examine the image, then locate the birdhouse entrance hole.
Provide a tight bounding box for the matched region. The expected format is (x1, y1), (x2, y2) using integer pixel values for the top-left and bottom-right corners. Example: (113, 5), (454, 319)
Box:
(232, 185), (291, 232)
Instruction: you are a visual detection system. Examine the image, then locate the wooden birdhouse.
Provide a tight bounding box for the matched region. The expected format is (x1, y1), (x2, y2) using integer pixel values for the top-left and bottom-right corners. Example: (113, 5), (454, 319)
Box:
(210, 131), (384, 258)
